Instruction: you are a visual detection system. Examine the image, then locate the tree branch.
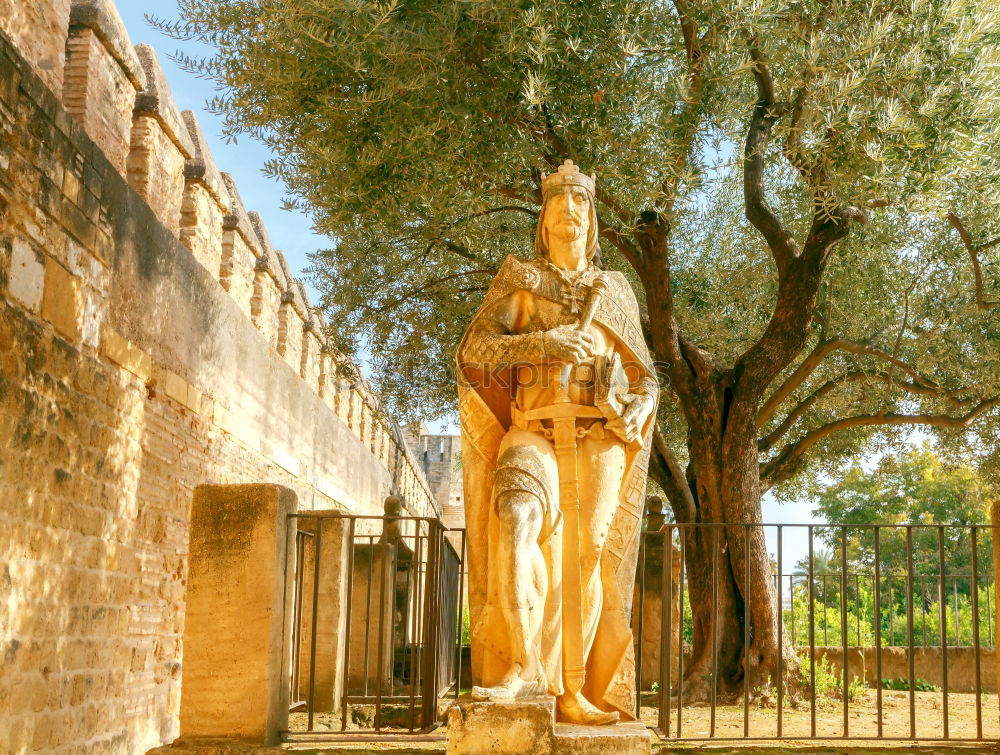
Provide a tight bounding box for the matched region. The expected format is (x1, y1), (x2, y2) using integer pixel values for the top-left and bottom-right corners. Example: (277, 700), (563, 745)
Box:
(758, 336), (943, 428)
(743, 49), (796, 270)
(947, 213), (1000, 310)
(761, 396), (1000, 489)
(759, 370), (979, 451)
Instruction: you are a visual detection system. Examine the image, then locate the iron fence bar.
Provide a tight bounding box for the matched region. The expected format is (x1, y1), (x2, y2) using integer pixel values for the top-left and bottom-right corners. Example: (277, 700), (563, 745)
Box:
(840, 525), (849, 738)
(937, 525), (948, 738)
(340, 517), (357, 732)
(808, 525), (816, 738)
(776, 525), (783, 739)
(454, 530), (466, 701)
(906, 525), (915, 739)
(420, 522), (442, 729)
(307, 521), (323, 733)
(407, 529), (425, 731)
(662, 525), (672, 735)
(677, 526), (686, 738)
(291, 530), (311, 705)
(636, 531), (646, 718)
(710, 525), (719, 738)
(363, 535), (374, 698)
(971, 526), (983, 739)
(874, 526), (883, 739)
(374, 525), (389, 731)
(743, 524), (750, 738)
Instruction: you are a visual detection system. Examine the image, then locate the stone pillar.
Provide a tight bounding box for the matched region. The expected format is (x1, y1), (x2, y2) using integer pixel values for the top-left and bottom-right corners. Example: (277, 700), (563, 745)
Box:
(633, 499), (681, 691)
(347, 542), (404, 694)
(179, 484), (297, 745)
(295, 516), (351, 713)
(301, 322), (322, 389)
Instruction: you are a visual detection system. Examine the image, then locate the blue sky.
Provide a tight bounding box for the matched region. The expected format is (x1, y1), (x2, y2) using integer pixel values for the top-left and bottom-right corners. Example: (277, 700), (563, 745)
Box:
(118, 4), (326, 303)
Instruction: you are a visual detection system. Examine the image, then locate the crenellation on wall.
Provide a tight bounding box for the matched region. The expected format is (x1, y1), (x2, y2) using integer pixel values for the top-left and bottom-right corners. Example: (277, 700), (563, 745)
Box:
(64, 0), (145, 176)
(177, 111), (228, 278)
(301, 321), (323, 390)
(274, 250), (306, 371)
(126, 45), (193, 234)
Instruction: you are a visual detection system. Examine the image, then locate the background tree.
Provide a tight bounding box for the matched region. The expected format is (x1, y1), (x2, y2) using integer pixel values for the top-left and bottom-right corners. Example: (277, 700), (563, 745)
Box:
(156, 0), (1000, 698)
(812, 443), (991, 594)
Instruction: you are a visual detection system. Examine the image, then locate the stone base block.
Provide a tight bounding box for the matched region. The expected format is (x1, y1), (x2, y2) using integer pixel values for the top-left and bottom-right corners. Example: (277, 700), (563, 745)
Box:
(447, 697), (557, 755)
(446, 697), (651, 755)
(146, 737), (285, 754)
(554, 721), (652, 754)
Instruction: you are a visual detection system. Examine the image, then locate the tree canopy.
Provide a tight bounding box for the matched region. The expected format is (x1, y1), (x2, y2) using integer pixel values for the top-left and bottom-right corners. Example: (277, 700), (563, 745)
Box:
(157, 0), (1000, 493)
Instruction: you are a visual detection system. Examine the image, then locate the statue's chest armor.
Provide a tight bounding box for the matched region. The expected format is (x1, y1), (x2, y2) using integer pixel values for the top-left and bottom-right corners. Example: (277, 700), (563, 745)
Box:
(523, 296), (578, 332)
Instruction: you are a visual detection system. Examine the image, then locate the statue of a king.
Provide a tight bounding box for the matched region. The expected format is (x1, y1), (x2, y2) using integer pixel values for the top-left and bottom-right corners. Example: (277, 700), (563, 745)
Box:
(456, 160), (659, 725)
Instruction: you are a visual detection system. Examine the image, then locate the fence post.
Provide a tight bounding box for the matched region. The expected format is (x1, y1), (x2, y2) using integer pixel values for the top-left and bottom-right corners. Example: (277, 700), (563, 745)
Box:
(991, 502), (1000, 719)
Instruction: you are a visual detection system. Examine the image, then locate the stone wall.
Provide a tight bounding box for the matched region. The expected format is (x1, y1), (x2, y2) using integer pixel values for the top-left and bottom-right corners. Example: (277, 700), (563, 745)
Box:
(0, 1), (436, 751)
(812, 645), (997, 694)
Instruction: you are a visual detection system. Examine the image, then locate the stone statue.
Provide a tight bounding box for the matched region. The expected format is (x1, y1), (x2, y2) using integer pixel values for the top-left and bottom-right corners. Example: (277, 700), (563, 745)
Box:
(456, 160), (659, 725)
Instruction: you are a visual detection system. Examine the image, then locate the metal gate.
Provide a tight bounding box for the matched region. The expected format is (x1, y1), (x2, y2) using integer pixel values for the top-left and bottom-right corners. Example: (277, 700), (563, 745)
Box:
(284, 513), (465, 741)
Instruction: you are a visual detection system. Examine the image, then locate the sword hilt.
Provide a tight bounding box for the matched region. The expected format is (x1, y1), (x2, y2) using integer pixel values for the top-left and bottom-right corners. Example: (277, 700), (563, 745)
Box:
(559, 275), (608, 390)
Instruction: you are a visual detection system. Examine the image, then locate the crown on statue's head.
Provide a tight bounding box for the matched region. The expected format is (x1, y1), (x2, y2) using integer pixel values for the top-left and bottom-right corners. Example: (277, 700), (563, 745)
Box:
(542, 159), (596, 199)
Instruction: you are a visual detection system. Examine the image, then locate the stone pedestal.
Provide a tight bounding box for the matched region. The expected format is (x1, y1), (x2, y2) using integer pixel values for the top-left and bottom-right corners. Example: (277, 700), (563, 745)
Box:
(179, 484), (297, 745)
(446, 697), (652, 755)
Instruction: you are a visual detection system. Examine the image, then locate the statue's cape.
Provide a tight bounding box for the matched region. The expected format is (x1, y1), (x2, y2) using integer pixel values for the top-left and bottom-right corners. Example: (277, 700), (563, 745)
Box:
(456, 255), (657, 718)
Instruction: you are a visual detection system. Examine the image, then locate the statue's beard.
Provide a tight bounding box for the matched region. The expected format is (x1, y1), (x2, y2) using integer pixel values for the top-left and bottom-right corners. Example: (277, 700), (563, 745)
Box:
(553, 219), (586, 242)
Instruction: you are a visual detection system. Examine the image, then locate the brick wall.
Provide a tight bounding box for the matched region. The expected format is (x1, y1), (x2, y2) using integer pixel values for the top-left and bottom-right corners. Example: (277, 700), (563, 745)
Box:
(0, 1), (436, 751)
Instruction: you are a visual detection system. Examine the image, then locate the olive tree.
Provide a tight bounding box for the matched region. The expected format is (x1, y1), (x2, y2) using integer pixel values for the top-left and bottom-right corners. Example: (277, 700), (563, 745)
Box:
(156, 0), (1000, 697)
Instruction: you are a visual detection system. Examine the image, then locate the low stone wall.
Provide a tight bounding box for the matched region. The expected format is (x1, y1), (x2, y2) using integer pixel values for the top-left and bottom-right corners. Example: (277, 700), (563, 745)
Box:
(812, 646), (997, 694)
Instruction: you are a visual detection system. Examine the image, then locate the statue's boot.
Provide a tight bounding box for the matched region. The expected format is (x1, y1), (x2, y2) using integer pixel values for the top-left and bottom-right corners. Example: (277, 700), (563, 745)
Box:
(557, 690), (619, 725)
(471, 663), (547, 701)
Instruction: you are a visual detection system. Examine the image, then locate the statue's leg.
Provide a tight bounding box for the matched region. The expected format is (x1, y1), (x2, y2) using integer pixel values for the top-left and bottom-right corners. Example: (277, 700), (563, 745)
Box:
(471, 440), (551, 701)
(497, 489), (547, 679)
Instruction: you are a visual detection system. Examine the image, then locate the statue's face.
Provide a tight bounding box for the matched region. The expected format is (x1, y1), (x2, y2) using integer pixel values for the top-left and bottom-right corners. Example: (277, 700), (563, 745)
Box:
(542, 185), (591, 245)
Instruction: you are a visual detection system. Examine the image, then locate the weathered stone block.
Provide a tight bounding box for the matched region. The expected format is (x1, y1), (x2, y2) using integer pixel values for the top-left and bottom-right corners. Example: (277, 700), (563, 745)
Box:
(41, 257), (81, 340)
(447, 698), (557, 755)
(179, 484), (297, 745)
(277, 300), (304, 372)
(6, 238), (45, 312)
(0, 0), (72, 93)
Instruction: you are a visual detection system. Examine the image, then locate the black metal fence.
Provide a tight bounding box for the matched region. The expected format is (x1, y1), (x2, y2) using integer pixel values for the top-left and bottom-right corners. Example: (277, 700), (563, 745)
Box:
(635, 522), (998, 742)
(283, 515), (997, 744)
